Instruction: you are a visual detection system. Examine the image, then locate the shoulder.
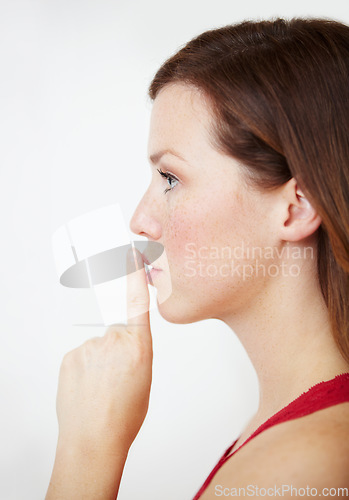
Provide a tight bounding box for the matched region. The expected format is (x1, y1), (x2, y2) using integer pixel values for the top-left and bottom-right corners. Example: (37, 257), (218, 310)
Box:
(200, 403), (349, 499)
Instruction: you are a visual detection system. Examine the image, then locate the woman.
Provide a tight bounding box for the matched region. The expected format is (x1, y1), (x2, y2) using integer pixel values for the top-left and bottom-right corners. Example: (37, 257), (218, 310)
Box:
(46, 18), (349, 499)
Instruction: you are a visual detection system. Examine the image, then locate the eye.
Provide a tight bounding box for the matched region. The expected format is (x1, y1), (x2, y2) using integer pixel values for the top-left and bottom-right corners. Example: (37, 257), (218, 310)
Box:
(157, 168), (179, 194)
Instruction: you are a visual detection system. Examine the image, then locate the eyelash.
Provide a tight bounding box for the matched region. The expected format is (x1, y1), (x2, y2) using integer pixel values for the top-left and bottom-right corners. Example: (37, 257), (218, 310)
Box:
(157, 168), (179, 194)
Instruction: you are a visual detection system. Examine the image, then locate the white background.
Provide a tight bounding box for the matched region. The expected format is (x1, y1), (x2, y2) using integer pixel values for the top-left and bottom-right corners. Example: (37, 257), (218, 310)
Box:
(1, 1), (348, 499)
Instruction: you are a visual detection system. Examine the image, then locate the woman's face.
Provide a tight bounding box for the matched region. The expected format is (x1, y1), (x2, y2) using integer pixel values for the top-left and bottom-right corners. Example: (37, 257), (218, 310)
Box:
(130, 83), (280, 324)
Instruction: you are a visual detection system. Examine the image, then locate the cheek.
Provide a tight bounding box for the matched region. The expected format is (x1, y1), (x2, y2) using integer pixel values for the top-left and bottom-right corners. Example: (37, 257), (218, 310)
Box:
(170, 193), (272, 295)
(164, 205), (202, 267)
(164, 192), (249, 274)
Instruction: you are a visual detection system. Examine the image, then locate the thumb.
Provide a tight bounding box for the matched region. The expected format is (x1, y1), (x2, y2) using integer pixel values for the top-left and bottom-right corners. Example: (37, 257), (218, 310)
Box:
(126, 244), (151, 336)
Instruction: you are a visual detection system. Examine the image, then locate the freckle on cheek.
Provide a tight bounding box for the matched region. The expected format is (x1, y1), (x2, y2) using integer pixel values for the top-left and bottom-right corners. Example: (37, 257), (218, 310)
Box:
(166, 212), (197, 258)
(170, 217), (190, 245)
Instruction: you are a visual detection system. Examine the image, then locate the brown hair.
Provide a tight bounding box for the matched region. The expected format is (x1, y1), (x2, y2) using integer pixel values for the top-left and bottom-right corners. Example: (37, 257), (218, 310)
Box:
(148, 18), (349, 362)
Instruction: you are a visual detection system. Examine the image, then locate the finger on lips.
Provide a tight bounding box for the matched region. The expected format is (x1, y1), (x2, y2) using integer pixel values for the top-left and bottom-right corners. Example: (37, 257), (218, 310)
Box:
(126, 244), (150, 334)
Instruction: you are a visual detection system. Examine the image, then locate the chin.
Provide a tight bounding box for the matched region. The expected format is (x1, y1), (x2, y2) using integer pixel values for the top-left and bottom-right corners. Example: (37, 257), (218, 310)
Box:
(156, 295), (209, 324)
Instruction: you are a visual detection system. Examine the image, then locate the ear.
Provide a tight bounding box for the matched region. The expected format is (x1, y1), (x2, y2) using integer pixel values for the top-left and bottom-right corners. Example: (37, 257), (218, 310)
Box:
(279, 178), (322, 242)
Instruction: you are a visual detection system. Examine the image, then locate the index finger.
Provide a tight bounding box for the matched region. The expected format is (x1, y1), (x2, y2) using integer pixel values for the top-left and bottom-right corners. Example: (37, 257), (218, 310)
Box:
(126, 243), (151, 336)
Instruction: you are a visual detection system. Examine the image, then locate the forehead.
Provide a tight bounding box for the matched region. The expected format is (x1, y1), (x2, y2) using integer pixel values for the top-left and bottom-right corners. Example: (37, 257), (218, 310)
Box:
(148, 83), (215, 161)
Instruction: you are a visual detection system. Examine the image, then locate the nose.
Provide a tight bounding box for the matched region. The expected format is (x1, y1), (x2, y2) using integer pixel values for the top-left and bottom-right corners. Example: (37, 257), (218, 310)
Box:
(129, 189), (162, 240)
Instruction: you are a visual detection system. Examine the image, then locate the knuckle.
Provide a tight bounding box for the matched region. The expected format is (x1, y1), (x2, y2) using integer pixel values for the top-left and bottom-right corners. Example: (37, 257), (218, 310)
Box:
(83, 336), (99, 347)
(61, 349), (75, 368)
(103, 329), (123, 347)
(82, 337), (101, 360)
(105, 324), (126, 338)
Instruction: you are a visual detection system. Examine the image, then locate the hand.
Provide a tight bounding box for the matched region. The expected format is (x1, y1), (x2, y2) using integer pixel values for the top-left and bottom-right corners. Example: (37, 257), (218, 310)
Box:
(55, 246), (152, 455)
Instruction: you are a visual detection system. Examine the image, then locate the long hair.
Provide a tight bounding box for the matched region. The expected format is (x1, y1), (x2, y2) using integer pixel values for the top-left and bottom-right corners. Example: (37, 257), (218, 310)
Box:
(148, 18), (349, 362)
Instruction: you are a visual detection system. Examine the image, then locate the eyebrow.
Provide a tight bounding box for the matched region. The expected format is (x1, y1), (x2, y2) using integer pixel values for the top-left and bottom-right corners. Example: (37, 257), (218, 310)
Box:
(149, 149), (187, 165)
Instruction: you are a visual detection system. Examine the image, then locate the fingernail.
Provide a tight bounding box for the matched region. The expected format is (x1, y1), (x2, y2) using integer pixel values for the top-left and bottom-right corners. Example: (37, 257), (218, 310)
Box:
(133, 247), (144, 270)
(126, 246), (137, 273)
(126, 244), (143, 273)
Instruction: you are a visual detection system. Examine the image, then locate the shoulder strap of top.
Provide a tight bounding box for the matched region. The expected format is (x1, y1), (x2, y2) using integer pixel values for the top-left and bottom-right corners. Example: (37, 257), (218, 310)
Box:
(231, 371), (349, 456)
(192, 372), (349, 500)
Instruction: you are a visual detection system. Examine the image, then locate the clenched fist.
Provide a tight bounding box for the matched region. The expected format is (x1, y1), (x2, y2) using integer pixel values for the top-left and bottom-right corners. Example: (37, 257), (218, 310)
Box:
(46, 247), (153, 499)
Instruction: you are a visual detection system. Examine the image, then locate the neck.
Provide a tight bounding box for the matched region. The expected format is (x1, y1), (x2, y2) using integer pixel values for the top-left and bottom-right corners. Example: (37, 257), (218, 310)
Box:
(221, 257), (349, 427)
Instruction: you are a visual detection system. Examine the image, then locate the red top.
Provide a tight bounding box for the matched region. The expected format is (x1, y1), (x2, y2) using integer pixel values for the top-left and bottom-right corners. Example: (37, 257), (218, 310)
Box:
(193, 372), (349, 499)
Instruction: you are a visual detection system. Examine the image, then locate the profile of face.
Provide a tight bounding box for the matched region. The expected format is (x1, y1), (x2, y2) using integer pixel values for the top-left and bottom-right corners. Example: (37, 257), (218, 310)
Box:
(130, 83), (288, 325)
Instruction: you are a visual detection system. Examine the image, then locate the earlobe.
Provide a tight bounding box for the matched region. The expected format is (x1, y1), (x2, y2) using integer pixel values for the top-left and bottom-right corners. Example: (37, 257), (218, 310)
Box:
(281, 181), (322, 242)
